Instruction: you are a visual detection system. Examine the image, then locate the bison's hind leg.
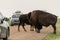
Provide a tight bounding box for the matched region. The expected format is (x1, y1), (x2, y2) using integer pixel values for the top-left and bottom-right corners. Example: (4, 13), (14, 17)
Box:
(52, 24), (56, 34)
(18, 22), (20, 32)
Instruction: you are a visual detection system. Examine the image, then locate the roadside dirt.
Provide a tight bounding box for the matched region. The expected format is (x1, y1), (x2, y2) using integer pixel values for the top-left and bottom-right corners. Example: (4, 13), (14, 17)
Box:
(8, 25), (54, 40)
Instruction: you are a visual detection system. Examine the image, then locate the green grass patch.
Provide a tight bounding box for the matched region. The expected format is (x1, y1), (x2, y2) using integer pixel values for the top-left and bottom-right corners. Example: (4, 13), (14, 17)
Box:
(42, 28), (60, 40)
(42, 19), (60, 40)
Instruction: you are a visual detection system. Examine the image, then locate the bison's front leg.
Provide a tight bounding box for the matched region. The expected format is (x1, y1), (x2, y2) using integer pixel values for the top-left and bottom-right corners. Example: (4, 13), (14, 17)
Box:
(30, 25), (34, 31)
(35, 24), (42, 33)
(52, 25), (56, 34)
(30, 26), (34, 31)
(22, 23), (27, 32)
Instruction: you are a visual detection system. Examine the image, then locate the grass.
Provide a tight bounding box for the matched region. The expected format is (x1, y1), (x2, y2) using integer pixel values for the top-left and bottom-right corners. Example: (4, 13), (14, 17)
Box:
(42, 18), (60, 40)
(42, 27), (60, 40)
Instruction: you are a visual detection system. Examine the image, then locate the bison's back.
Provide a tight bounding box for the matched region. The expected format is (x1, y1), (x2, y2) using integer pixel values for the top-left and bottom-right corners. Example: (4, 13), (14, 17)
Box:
(38, 14), (57, 26)
(30, 10), (57, 26)
(19, 14), (30, 24)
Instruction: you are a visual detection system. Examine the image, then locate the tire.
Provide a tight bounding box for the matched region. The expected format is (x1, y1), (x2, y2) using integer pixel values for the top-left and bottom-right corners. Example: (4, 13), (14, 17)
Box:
(3, 37), (8, 40)
(3, 32), (8, 40)
(8, 27), (10, 36)
(3, 30), (8, 40)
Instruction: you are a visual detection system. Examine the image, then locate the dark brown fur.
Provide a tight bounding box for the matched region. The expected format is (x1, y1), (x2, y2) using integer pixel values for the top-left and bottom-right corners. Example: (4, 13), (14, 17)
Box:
(28, 10), (57, 34)
(18, 13), (33, 32)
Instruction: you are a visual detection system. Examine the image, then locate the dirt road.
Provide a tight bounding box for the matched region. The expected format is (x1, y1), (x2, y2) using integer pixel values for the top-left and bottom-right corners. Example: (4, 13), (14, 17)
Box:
(8, 25), (53, 40)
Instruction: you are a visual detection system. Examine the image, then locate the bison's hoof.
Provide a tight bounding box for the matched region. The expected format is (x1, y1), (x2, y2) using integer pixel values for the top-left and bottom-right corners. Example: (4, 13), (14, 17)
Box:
(37, 31), (40, 33)
(53, 32), (56, 34)
(30, 28), (34, 31)
(18, 30), (20, 32)
(24, 30), (27, 32)
(18, 29), (20, 32)
(30, 29), (34, 31)
(25, 31), (27, 32)
(35, 28), (40, 33)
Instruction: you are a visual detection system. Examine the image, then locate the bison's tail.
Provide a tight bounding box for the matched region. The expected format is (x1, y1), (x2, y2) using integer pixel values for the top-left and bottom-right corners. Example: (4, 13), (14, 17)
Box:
(56, 16), (58, 24)
(54, 15), (58, 25)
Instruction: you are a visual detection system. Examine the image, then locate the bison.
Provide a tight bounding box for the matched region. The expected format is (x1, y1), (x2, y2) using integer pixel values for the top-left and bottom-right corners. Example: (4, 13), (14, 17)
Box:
(18, 13), (34, 32)
(28, 10), (57, 34)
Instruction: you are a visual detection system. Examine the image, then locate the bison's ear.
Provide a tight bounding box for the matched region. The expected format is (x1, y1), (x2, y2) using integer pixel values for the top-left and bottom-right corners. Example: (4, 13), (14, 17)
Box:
(28, 12), (31, 19)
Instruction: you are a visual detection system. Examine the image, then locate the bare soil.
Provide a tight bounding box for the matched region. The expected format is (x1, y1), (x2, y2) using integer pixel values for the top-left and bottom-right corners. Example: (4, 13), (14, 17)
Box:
(8, 25), (53, 40)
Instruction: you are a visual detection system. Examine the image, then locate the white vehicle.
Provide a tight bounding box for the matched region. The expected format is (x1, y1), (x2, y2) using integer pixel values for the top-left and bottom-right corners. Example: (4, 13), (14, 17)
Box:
(10, 15), (20, 26)
(10, 11), (23, 26)
(0, 13), (10, 40)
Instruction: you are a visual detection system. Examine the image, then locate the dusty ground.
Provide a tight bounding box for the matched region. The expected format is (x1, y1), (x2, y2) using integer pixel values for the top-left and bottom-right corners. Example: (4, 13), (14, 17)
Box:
(0, 25), (54, 40)
(8, 25), (53, 40)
